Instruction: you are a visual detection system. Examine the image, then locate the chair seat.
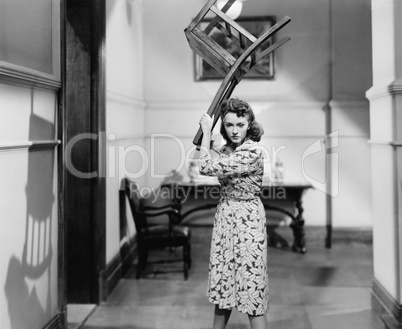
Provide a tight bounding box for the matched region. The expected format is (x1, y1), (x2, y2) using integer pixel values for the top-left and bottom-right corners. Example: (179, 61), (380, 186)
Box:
(142, 225), (191, 248)
(143, 224), (191, 238)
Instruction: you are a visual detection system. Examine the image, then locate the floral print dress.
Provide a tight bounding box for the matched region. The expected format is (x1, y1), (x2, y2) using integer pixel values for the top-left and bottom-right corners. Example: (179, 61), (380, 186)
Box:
(199, 139), (268, 316)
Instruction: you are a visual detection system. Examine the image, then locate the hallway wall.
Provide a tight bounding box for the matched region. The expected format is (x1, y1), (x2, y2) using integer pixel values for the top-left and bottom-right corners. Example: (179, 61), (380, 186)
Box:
(105, 0), (145, 264)
(0, 84), (60, 329)
(101, 0), (373, 288)
(0, 1), (62, 328)
(141, 0), (372, 227)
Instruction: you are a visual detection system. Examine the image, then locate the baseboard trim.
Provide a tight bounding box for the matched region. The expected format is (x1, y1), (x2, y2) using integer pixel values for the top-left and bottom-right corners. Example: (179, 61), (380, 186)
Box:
(267, 225), (372, 246)
(372, 278), (402, 328)
(101, 241), (137, 301)
(329, 227), (372, 244)
(43, 312), (63, 329)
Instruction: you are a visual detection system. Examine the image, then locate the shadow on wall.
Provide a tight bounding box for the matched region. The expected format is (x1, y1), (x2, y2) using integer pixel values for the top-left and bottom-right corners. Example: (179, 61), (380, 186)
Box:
(106, 0), (134, 26)
(4, 101), (55, 328)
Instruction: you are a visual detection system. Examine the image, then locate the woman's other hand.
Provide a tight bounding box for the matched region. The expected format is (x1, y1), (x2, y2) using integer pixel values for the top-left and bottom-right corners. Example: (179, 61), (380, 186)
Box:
(199, 113), (214, 134)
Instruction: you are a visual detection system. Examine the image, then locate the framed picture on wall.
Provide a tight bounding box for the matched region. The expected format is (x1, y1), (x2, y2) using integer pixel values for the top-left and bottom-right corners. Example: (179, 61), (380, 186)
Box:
(194, 16), (276, 81)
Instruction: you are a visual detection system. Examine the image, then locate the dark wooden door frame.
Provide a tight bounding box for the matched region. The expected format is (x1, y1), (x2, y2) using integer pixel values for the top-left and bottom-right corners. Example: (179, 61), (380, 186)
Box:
(58, 0), (67, 325)
(62, 0), (106, 305)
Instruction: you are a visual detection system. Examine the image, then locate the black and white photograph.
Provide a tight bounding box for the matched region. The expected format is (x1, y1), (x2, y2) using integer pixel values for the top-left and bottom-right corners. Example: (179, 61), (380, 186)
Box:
(0, 0), (400, 329)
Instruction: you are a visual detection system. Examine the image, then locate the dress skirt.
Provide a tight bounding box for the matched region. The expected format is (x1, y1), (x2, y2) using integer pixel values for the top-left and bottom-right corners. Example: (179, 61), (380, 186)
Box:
(206, 197), (269, 316)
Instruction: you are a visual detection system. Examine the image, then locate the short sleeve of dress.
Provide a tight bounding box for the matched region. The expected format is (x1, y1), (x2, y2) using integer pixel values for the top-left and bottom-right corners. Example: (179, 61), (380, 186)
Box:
(199, 141), (263, 177)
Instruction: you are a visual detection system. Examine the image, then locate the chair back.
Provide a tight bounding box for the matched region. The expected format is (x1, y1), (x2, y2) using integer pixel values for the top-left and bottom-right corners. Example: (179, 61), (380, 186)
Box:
(124, 178), (145, 238)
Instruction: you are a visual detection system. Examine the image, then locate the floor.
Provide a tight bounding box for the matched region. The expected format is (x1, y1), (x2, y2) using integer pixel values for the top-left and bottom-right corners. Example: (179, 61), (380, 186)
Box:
(68, 224), (383, 329)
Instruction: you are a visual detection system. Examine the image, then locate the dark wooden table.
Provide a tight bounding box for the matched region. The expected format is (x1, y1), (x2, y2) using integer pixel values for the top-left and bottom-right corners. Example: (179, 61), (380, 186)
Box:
(160, 179), (313, 253)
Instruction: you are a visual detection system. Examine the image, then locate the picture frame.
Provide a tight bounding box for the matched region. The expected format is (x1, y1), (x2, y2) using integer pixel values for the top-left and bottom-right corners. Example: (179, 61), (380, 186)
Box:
(194, 16), (276, 81)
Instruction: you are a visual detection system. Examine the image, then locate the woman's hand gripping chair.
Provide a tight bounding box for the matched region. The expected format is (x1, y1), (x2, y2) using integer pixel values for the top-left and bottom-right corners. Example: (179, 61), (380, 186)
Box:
(124, 178), (192, 279)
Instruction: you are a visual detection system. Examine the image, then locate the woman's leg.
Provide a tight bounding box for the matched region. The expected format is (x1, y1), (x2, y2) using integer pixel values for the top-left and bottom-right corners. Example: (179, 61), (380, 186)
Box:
(213, 305), (232, 329)
(248, 314), (268, 329)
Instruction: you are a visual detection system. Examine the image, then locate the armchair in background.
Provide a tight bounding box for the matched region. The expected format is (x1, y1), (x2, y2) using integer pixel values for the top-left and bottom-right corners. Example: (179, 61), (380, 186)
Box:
(124, 178), (192, 279)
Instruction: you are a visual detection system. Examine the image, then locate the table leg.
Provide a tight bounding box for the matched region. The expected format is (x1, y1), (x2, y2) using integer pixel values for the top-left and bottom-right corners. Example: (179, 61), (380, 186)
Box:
(290, 201), (307, 254)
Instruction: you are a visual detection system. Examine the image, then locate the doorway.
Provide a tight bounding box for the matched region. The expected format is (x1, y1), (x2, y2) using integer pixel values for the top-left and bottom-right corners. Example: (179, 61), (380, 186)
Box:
(64, 0), (106, 304)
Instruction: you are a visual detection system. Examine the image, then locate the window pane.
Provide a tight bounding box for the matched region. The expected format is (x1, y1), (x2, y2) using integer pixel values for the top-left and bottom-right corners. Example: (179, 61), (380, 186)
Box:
(0, 0), (53, 74)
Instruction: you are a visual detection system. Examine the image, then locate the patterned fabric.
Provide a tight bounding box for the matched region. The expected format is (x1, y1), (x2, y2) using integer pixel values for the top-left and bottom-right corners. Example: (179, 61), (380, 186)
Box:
(199, 139), (269, 316)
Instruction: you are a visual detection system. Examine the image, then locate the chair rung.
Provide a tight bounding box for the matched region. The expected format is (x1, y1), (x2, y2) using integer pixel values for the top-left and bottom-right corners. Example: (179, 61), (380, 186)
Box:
(254, 36), (291, 64)
(209, 5), (257, 43)
(203, 0), (237, 34)
(214, 23), (250, 51)
(188, 0), (217, 30)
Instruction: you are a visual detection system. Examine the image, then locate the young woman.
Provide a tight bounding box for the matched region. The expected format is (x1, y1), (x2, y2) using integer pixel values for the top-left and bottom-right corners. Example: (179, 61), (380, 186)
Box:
(198, 98), (269, 329)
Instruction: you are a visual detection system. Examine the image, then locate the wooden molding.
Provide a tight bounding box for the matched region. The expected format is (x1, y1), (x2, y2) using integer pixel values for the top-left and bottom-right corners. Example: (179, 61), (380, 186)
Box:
(372, 278), (402, 326)
(368, 140), (402, 147)
(106, 91), (146, 109)
(0, 66), (61, 90)
(43, 312), (63, 329)
(0, 140), (60, 152)
(100, 242), (137, 301)
(366, 79), (402, 100)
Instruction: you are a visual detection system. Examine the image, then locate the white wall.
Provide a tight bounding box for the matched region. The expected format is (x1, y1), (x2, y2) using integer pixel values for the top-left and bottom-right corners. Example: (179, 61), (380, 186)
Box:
(0, 84), (59, 329)
(141, 0), (372, 227)
(330, 0), (372, 227)
(367, 0), (402, 303)
(105, 0), (145, 263)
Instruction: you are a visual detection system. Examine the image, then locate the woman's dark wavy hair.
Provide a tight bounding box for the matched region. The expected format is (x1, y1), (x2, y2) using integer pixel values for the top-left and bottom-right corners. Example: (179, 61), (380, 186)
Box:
(219, 98), (264, 143)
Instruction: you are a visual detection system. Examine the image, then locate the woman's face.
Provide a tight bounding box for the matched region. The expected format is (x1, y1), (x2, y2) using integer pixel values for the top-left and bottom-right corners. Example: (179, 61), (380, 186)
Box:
(223, 112), (249, 146)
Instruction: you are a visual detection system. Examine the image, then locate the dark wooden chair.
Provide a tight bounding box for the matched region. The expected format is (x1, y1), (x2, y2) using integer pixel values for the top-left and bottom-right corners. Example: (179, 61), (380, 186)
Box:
(184, 0), (291, 148)
(124, 178), (192, 279)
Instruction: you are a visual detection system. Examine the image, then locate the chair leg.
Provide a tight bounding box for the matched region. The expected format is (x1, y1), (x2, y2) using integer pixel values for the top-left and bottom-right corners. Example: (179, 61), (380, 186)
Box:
(183, 243), (191, 280)
(143, 249), (149, 270)
(136, 247), (149, 279)
(183, 245), (189, 280)
(187, 244), (192, 269)
(136, 248), (143, 279)
(184, 262), (189, 280)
